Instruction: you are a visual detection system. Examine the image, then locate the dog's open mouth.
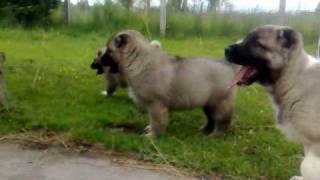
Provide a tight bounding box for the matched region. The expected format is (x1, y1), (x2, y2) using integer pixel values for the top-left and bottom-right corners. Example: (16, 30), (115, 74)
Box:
(228, 66), (258, 89)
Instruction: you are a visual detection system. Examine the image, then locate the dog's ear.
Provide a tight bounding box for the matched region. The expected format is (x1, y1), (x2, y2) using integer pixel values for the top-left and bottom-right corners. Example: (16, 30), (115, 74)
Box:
(278, 28), (297, 49)
(115, 34), (129, 48)
(97, 49), (102, 56)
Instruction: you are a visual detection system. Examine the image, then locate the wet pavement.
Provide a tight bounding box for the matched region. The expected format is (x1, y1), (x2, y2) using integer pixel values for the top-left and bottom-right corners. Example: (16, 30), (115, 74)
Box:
(0, 143), (191, 180)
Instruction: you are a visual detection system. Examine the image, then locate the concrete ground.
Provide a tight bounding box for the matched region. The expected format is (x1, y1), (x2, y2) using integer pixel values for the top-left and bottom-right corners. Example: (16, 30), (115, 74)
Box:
(0, 143), (193, 180)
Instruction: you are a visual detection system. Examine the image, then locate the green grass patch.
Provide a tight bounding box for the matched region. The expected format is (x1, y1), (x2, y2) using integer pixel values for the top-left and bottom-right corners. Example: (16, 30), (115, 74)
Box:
(0, 28), (317, 179)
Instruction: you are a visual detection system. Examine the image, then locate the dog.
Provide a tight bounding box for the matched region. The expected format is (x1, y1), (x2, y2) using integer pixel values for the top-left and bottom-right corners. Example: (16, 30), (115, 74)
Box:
(225, 25), (320, 180)
(91, 40), (161, 96)
(101, 30), (237, 137)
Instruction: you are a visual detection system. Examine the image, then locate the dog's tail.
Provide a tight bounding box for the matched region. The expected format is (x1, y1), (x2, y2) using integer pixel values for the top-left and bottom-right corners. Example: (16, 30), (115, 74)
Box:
(150, 40), (161, 49)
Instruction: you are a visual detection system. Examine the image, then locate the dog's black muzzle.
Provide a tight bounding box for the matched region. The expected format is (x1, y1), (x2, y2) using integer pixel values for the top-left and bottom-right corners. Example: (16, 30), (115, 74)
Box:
(90, 61), (104, 75)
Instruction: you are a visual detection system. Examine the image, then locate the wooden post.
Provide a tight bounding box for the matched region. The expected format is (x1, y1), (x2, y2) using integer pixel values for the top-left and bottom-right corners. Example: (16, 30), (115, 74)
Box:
(279, 0), (286, 24)
(182, 0), (188, 11)
(146, 0), (150, 10)
(160, 0), (166, 36)
(317, 36), (320, 59)
(127, 0), (133, 11)
(64, 0), (70, 25)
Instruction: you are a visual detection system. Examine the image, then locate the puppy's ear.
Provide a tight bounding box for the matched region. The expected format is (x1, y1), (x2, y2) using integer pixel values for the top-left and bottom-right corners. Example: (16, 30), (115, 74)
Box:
(97, 49), (102, 56)
(115, 34), (129, 48)
(278, 28), (297, 49)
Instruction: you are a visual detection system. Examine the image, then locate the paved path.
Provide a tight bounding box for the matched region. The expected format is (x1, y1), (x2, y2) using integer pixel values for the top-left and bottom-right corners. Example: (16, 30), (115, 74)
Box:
(0, 143), (191, 180)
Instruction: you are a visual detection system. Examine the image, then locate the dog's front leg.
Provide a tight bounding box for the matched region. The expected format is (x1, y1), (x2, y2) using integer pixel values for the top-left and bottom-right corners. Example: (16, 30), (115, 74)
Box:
(145, 102), (168, 137)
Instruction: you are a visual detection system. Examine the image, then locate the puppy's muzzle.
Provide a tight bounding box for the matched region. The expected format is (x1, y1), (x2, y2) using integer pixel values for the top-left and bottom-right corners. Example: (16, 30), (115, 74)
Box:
(224, 47), (232, 59)
(225, 44), (238, 59)
(91, 61), (98, 69)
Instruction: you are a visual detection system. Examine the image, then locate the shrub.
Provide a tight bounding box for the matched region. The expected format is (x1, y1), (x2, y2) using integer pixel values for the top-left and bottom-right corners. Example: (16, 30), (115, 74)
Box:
(0, 0), (59, 26)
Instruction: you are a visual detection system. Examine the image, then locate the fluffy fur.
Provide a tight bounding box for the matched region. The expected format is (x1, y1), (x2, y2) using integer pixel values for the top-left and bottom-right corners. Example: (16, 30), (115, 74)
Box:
(103, 30), (237, 137)
(225, 25), (320, 180)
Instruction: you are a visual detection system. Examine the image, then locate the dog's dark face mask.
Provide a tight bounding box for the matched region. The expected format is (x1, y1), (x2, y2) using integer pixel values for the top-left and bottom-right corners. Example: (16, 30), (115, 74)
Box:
(225, 25), (297, 88)
(100, 49), (119, 73)
(90, 49), (105, 75)
(90, 62), (104, 75)
(90, 49), (119, 75)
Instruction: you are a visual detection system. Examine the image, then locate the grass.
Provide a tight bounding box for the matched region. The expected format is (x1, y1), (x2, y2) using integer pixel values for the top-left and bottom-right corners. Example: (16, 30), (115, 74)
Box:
(0, 28), (318, 179)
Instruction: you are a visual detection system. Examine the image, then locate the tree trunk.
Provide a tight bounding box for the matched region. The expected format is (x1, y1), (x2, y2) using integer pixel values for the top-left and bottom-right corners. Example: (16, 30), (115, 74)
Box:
(64, 0), (70, 25)
(182, 0), (188, 11)
(208, 0), (219, 11)
(160, 0), (166, 36)
(146, 0), (150, 10)
(279, 0), (286, 24)
(317, 36), (320, 58)
(127, 0), (133, 11)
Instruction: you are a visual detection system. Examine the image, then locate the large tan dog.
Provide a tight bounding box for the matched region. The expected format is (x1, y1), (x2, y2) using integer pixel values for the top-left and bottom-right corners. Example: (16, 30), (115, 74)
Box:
(102, 30), (237, 137)
(225, 25), (320, 180)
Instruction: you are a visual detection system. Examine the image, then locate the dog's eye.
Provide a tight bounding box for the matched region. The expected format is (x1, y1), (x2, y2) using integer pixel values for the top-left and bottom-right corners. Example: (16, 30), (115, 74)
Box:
(106, 49), (113, 56)
(254, 42), (268, 50)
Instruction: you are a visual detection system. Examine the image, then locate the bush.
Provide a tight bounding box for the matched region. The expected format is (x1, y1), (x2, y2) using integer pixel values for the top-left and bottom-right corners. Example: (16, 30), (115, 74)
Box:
(0, 0), (59, 26)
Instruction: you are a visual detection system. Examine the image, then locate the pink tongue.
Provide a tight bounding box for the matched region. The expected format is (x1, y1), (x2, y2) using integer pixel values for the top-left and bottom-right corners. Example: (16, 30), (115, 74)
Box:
(228, 66), (254, 89)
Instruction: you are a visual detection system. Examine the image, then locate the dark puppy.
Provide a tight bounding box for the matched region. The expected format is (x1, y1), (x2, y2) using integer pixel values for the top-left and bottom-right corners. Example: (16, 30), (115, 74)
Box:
(91, 48), (126, 96)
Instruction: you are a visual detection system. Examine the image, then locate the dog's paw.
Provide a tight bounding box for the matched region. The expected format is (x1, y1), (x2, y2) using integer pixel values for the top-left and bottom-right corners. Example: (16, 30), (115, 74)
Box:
(143, 125), (158, 138)
(144, 125), (151, 132)
(144, 132), (156, 138)
(289, 176), (303, 180)
(209, 130), (225, 137)
(101, 90), (108, 96)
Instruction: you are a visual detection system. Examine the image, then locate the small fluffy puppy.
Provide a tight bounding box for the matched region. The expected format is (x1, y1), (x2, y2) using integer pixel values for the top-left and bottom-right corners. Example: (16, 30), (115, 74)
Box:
(225, 25), (320, 180)
(91, 40), (161, 96)
(102, 30), (237, 137)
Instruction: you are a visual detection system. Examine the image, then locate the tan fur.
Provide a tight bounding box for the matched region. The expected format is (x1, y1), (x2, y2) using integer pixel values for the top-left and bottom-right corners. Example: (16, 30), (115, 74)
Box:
(94, 40), (162, 96)
(227, 25), (320, 180)
(106, 30), (237, 137)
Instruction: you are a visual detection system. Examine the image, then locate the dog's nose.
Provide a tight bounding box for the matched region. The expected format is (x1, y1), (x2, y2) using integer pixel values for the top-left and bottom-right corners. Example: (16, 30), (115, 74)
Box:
(225, 47), (232, 57)
(90, 62), (97, 69)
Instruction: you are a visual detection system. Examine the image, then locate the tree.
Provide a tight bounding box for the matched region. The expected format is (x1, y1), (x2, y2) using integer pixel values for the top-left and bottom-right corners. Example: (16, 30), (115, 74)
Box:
(279, 0), (286, 24)
(0, 0), (59, 26)
(316, 2), (320, 13)
(146, 0), (150, 10)
(78, 0), (90, 10)
(279, 0), (286, 14)
(208, 0), (220, 11)
(167, 0), (188, 11)
(160, 0), (166, 36)
(167, 0), (182, 11)
(119, 0), (133, 10)
(64, 0), (70, 25)
(182, 0), (188, 11)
